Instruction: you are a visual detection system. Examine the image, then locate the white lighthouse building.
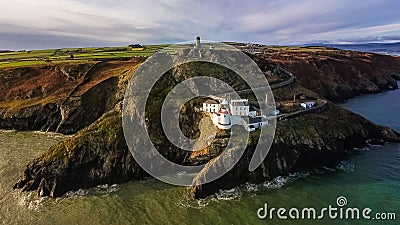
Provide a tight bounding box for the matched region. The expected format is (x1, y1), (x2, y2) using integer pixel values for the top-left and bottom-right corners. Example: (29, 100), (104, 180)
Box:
(212, 106), (232, 130)
(202, 97), (267, 131)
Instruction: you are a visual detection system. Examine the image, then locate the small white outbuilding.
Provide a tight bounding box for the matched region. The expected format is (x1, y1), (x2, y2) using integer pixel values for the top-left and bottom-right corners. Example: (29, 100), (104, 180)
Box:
(203, 99), (219, 113)
(300, 101), (316, 109)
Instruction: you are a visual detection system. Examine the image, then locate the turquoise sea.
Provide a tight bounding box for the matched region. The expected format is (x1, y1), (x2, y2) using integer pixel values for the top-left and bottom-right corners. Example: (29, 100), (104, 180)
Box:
(0, 84), (399, 225)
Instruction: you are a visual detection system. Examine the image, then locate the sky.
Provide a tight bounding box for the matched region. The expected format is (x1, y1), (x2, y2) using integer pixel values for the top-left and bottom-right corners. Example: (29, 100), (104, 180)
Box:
(0, 0), (399, 50)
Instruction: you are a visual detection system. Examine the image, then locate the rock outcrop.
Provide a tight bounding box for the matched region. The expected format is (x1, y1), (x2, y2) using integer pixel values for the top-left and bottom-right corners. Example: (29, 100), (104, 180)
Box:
(0, 59), (144, 134)
(8, 47), (400, 198)
(191, 101), (400, 198)
(13, 110), (146, 197)
(257, 47), (400, 102)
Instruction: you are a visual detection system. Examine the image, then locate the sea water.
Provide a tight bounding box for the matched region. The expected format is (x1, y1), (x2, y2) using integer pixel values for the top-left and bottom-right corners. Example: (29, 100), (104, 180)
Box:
(0, 85), (399, 225)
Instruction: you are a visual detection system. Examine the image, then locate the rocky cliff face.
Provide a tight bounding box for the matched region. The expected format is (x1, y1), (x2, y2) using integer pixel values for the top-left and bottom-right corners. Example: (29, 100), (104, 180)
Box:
(8, 49), (400, 198)
(191, 100), (400, 198)
(0, 63), (92, 132)
(0, 59), (144, 134)
(258, 48), (400, 102)
(12, 58), (145, 197)
(13, 110), (146, 197)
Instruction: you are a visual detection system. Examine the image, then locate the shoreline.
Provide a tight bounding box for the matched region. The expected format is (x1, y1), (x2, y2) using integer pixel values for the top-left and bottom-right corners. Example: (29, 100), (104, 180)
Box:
(2, 47), (399, 198)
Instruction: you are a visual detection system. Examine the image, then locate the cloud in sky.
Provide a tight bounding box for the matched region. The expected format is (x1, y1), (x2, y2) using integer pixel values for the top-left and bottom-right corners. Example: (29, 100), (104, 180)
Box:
(0, 0), (399, 49)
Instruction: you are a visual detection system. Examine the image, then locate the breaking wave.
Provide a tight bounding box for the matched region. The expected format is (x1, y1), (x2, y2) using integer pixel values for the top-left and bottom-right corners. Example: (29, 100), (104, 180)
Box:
(336, 161), (355, 172)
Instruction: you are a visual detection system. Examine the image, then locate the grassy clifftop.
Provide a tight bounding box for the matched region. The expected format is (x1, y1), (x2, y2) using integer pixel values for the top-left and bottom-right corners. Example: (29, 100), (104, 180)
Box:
(0, 45), (168, 68)
(6, 46), (400, 198)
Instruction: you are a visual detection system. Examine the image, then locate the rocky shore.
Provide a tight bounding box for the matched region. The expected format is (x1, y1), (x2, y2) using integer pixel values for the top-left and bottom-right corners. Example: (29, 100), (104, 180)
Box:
(191, 101), (400, 198)
(3, 47), (400, 198)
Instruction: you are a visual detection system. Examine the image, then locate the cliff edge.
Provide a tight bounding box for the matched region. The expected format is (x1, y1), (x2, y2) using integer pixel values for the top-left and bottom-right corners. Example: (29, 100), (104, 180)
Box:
(7, 47), (400, 198)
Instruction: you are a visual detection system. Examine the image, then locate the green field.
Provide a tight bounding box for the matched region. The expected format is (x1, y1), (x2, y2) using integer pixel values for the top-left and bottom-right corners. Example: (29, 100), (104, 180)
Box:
(0, 43), (340, 68)
(267, 45), (337, 53)
(0, 44), (170, 68)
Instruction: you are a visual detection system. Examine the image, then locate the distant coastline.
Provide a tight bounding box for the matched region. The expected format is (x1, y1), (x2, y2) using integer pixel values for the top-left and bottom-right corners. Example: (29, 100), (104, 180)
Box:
(304, 42), (400, 56)
(3, 44), (398, 198)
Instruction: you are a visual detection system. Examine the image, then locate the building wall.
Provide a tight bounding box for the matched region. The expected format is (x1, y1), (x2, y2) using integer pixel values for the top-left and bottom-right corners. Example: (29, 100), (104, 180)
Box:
(212, 113), (231, 130)
(218, 114), (231, 126)
(230, 105), (250, 116)
(203, 103), (219, 113)
(248, 111), (257, 117)
(212, 113), (219, 125)
(230, 116), (244, 126)
(300, 102), (316, 109)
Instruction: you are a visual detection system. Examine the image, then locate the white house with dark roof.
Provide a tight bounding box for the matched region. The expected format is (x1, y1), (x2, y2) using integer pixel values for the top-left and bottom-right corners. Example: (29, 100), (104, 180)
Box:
(230, 99), (250, 116)
(202, 97), (268, 131)
(203, 99), (219, 113)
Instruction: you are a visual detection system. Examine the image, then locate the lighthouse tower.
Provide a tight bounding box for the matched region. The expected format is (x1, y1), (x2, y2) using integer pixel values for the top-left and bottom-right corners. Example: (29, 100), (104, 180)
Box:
(217, 103), (231, 130)
(220, 99), (229, 108)
(195, 36), (201, 48)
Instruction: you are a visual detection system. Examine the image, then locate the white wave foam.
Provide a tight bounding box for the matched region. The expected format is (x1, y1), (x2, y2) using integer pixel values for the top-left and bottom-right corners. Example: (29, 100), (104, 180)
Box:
(244, 182), (258, 192)
(336, 161), (355, 172)
(214, 187), (242, 201)
(16, 192), (48, 211)
(354, 146), (371, 151)
(27, 197), (47, 211)
(178, 197), (210, 209)
(322, 166), (336, 172)
(263, 176), (288, 189)
(182, 172), (310, 207)
(263, 172), (309, 189)
(94, 184), (120, 194)
(64, 189), (88, 197)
